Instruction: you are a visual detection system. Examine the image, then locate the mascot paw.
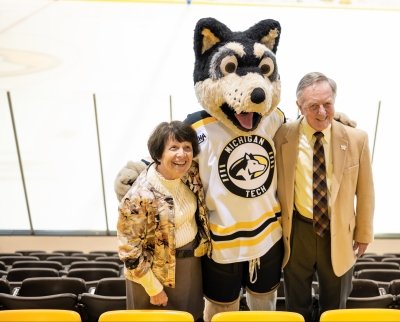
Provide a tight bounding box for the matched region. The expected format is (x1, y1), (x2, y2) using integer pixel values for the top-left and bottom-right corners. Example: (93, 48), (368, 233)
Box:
(334, 111), (357, 128)
(114, 160), (147, 201)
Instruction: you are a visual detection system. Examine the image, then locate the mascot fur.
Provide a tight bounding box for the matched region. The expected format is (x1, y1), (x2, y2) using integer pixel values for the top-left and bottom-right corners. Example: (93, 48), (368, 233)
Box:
(115, 17), (285, 321)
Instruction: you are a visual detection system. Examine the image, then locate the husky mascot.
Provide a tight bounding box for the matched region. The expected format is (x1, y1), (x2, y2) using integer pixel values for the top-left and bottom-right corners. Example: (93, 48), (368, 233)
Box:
(115, 18), (285, 321)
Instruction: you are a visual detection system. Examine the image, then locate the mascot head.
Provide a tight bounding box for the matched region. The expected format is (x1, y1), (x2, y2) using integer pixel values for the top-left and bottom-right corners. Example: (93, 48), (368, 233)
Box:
(193, 17), (281, 135)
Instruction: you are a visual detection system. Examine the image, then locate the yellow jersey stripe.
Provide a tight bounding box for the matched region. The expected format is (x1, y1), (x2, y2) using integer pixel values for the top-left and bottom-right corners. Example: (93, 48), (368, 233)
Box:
(191, 116), (217, 130)
(210, 205), (281, 235)
(211, 221), (280, 250)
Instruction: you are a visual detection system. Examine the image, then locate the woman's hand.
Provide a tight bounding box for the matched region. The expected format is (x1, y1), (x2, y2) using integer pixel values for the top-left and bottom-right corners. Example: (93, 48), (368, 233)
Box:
(150, 290), (168, 307)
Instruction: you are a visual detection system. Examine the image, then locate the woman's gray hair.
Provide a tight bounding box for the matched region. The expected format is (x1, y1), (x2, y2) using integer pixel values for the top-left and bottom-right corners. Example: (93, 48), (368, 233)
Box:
(296, 72), (337, 101)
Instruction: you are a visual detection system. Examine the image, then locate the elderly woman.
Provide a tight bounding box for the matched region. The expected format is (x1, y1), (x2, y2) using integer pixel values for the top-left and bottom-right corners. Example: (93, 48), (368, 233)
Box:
(117, 121), (211, 321)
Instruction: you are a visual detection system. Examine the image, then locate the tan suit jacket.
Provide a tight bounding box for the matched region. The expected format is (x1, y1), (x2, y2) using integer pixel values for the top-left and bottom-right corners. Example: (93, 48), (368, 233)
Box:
(274, 117), (374, 277)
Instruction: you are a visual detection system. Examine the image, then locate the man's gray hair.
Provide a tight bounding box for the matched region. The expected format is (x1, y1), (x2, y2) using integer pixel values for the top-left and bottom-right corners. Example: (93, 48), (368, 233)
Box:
(296, 72), (337, 101)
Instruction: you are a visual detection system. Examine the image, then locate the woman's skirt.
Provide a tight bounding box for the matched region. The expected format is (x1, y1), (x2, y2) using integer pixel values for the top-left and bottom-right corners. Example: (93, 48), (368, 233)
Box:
(125, 240), (204, 321)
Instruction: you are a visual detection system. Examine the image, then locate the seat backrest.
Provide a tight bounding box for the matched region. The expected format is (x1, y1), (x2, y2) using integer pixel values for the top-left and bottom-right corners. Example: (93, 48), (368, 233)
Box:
(346, 294), (395, 309)
(0, 279), (11, 294)
(383, 253), (400, 258)
(66, 268), (119, 282)
(382, 258), (400, 264)
(94, 257), (122, 265)
(211, 311), (305, 322)
(362, 254), (396, 262)
(354, 262), (400, 272)
(99, 310), (194, 322)
(89, 251), (118, 257)
(320, 308), (400, 321)
(388, 279), (400, 295)
(53, 251), (83, 256)
(356, 269), (400, 282)
(350, 279), (381, 297)
(29, 252), (65, 260)
(15, 250), (46, 256)
(69, 261), (120, 272)
(94, 277), (126, 296)
(0, 256), (39, 265)
(0, 309), (81, 322)
(0, 293), (79, 311)
(356, 257), (376, 262)
(0, 262), (6, 271)
(6, 268), (60, 282)
(47, 256), (88, 265)
(18, 277), (87, 296)
(12, 260), (64, 270)
(78, 294), (126, 322)
(71, 253), (106, 260)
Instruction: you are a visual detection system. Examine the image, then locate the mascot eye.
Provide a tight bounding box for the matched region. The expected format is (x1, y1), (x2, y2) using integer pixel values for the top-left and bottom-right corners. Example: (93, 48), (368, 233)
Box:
(259, 57), (274, 77)
(220, 56), (238, 75)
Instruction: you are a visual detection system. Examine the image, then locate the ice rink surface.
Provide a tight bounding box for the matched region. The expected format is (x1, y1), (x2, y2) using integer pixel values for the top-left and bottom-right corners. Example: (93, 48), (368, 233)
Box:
(0, 0), (399, 234)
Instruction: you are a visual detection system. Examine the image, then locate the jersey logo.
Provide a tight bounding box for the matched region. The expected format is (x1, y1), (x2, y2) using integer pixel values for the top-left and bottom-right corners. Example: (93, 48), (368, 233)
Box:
(198, 132), (206, 144)
(218, 135), (274, 198)
(230, 153), (268, 181)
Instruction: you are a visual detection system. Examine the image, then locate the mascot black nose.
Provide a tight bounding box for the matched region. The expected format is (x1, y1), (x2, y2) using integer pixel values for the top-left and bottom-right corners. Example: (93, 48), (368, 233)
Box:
(250, 87), (266, 104)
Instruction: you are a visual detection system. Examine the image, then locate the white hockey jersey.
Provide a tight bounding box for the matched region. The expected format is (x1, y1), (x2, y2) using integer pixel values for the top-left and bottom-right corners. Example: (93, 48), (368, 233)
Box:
(185, 109), (285, 264)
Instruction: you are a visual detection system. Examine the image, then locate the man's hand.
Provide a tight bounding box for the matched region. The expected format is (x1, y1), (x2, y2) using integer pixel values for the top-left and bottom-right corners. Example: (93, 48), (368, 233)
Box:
(353, 241), (369, 258)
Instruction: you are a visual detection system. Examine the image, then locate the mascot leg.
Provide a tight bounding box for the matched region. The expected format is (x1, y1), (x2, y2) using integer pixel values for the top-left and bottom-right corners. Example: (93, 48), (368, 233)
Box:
(203, 297), (240, 322)
(246, 288), (277, 311)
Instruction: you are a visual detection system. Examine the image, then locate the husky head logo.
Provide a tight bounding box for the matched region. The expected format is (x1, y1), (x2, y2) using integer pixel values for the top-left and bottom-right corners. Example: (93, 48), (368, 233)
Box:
(230, 153), (268, 181)
(193, 17), (281, 135)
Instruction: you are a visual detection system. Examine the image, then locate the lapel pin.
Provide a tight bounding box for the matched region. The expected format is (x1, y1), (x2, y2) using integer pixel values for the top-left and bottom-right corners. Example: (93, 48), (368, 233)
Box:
(340, 145), (347, 150)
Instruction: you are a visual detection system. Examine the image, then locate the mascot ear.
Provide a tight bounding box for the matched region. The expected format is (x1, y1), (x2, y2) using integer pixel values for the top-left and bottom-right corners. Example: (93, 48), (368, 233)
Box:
(245, 19), (281, 54)
(194, 17), (232, 58)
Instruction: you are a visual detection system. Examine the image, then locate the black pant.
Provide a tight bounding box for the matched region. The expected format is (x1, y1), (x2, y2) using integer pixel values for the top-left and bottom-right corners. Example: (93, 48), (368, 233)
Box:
(202, 238), (283, 303)
(284, 214), (353, 322)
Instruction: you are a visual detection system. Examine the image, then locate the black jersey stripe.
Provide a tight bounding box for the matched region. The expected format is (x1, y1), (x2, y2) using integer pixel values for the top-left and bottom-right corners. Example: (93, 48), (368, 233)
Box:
(210, 212), (281, 242)
(184, 110), (211, 125)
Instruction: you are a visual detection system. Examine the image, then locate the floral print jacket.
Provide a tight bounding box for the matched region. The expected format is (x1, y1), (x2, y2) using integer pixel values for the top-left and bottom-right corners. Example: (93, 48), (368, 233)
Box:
(117, 161), (211, 288)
